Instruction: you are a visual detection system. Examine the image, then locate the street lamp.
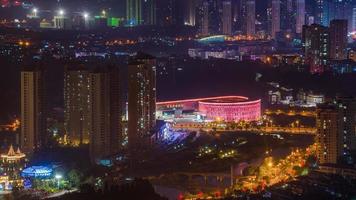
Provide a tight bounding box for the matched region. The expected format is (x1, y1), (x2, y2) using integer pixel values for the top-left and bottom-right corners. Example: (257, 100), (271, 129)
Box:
(58, 9), (65, 16)
(55, 174), (62, 189)
(83, 12), (89, 19)
(83, 12), (90, 30)
(32, 8), (38, 17)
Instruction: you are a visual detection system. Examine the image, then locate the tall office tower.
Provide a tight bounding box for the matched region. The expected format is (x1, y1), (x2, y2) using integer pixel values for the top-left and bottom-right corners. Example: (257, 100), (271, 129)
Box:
(329, 19), (348, 60)
(21, 65), (46, 154)
(246, 0), (255, 35)
(184, 0), (197, 26)
(142, 0), (156, 25)
(271, 0), (280, 38)
(89, 66), (121, 163)
(64, 64), (91, 146)
(296, 0), (305, 34)
(316, 98), (356, 164)
(302, 24), (329, 74)
(201, 1), (210, 35)
(222, 0), (232, 35)
(128, 52), (156, 154)
(126, 0), (142, 25)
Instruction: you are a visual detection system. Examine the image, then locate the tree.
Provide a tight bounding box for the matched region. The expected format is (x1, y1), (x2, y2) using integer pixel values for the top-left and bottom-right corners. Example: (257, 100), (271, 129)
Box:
(67, 169), (83, 188)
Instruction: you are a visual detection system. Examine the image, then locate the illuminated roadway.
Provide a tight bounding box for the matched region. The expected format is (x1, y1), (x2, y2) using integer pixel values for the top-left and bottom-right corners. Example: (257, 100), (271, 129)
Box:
(171, 122), (316, 135)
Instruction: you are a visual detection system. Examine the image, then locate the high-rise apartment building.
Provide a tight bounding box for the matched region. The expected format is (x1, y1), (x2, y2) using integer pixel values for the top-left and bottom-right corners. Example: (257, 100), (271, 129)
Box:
(235, 0), (247, 33)
(89, 66), (121, 163)
(302, 23), (329, 73)
(296, 0), (305, 34)
(156, 0), (174, 26)
(319, 0), (353, 31)
(128, 52), (156, 154)
(316, 104), (340, 164)
(316, 98), (356, 164)
(246, 0), (255, 35)
(353, 7), (356, 32)
(329, 19), (348, 60)
(337, 97), (356, 152)
(201, 0), (210, 36)
(142, 0), (156, 25)
(126, 0), (142, 25)
(20, 65), (46, 154)
(279, 0), (294, 32)
(184, 0), (197, 26)
(222, 0), (232, 35)
(64, 64), (91, 146)
(271, 0), (280, 38)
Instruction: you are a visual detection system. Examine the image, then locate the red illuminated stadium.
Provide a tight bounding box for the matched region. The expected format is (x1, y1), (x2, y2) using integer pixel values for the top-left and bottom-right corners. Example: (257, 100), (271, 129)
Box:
(157, 96), (261, 122)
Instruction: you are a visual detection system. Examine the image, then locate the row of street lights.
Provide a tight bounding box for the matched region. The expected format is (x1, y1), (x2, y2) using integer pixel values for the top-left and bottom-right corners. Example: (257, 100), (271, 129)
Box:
(31, 8), (92, 19)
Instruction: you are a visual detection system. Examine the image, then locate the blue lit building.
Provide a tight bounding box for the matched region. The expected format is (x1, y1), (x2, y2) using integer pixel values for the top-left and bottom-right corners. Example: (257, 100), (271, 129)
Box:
(21, 166), (53, 179)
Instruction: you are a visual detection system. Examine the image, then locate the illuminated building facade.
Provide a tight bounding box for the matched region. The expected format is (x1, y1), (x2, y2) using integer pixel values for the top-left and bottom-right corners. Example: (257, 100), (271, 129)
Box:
(128, 53), (156, 152)
(157, 96), (261, 122)
(89, 66), (121, 163)
(21, 166), (53, 178)
(21, 66), (46, 154)
(198, 97), (261, 122)
(64, 64), (91, 146)
(1, 145), (26, 181)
